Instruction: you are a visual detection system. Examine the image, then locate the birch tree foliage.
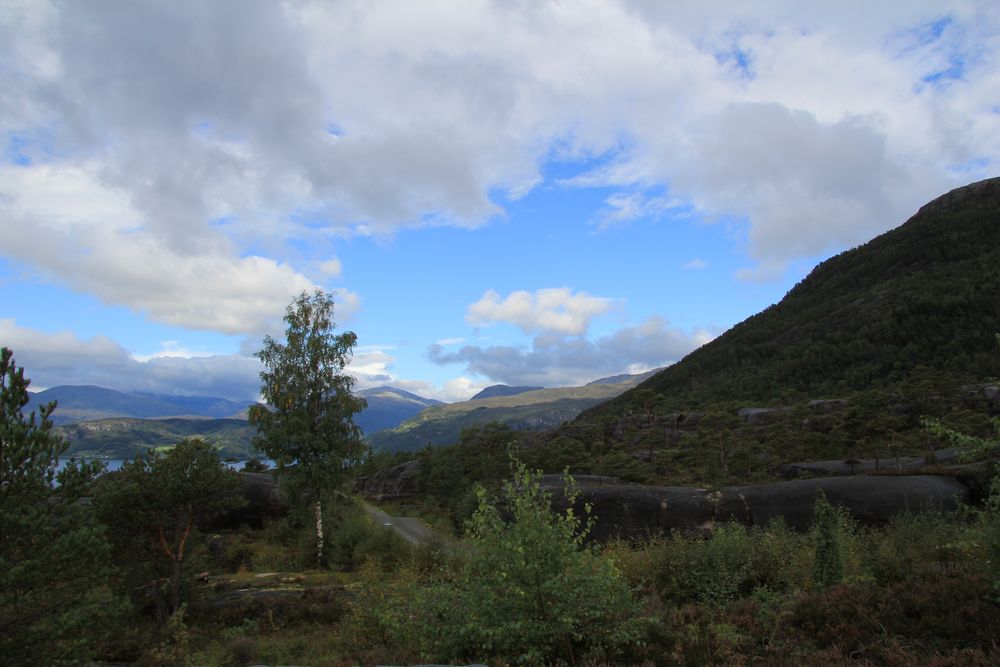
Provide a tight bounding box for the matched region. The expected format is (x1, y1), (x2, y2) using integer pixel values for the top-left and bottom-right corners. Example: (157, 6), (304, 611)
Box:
(249, 289), (367, 566)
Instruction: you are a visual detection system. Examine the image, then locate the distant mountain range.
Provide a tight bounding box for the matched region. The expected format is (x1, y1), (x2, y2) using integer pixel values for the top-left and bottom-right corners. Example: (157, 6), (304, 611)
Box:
(34, 374), (660, 458)
(26, 385), (255, 425)
(355, 386), (444, 435)
(367, 370), (660, 453)
(32, 383), (441, 459)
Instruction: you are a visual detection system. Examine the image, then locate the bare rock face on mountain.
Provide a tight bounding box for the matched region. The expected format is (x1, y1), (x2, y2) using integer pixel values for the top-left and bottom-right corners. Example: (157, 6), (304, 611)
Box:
(354, 456), (976, 540)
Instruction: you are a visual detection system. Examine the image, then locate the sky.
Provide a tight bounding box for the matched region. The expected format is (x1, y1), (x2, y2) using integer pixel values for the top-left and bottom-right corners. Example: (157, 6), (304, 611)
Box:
(1, 0), (999, 403)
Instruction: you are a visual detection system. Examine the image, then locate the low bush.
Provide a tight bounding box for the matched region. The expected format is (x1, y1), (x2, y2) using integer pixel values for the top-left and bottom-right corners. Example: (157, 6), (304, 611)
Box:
(860, 511), (979, 584)
(327, 503), (413, 572)
(653, 521), (812, 607)
(786, 574), (1000, 658)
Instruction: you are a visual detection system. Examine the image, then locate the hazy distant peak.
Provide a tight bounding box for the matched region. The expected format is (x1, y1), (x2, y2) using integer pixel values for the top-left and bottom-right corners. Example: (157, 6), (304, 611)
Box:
(359, 385), (443, 404)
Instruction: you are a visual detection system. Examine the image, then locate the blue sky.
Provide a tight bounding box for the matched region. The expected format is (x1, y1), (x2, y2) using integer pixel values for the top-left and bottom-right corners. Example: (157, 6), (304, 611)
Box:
(1, 1), (998, 402)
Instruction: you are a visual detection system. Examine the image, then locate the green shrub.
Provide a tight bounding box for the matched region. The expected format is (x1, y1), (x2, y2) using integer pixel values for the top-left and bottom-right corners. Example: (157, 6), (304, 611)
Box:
(407, 460), (643, 665)
(655, 522), (752, 606)
(861, 511), (978, 584)
(599, 537), (663, 595)
(982, 474), (1000, 595)
(339, 561), (424, 666)
(327, 503), (413, 572)
(812, 494), (844, 590)
(411, 534), (463, 576)
(328, 511), (375, 570)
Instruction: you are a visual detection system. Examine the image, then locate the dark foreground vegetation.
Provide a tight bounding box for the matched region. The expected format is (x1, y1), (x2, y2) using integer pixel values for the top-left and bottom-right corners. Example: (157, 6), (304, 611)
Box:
(4, 338), (1000, 666)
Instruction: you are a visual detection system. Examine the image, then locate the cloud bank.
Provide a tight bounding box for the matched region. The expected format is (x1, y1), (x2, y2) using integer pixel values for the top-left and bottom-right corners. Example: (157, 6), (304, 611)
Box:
(2, 1), (998, 336)
(0, 320), (481, 403)
(0, 319), (262, 400)
(429, 316), (713, 387)
(3, 1), (999, 397)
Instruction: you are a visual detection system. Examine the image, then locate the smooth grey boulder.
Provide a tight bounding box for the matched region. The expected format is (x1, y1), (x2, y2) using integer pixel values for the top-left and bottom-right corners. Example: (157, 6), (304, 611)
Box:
(555, 485), (714, 541)
(717, 475), (968, 530)
(354, 459), (421, 499)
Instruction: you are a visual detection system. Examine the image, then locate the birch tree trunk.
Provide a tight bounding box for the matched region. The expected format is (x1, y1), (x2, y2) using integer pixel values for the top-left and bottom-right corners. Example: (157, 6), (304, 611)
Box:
(314, 498), (324, 568)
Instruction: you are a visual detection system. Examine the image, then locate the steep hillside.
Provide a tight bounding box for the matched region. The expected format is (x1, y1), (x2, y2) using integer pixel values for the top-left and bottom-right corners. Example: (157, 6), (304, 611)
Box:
(368, 370), (658, 453)
(549, 177), (1000, 483)
(590, 177), (1000, 415)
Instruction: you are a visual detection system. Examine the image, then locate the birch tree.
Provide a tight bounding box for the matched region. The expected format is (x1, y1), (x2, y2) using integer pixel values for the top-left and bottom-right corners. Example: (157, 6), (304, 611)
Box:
(249, 289), (367, 567)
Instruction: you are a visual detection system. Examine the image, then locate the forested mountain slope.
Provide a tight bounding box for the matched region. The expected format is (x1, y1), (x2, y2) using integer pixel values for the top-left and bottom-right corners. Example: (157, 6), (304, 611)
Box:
(509, 178), (1000, 484)
(587, 177), (1000, 418)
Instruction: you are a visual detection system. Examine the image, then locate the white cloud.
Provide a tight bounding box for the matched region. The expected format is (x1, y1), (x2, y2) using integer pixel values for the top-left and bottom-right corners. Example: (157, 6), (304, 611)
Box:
(130, 340), (224, 363)
(590, 191), (689, 230)
(0, 320), (474, 405)
(439, 376), (490, 402)
(318, 258), (343, 277)
(346, 344), (484, 402)
(429, 316), (713, 387)
(682, 258), (709, 270)
(348, 345), (397, 386)
(0, 163), (342, 335)
(388, 376), (491, 403)
(667, 103), (930, 264)
(467, 288), (615, 336)
(2, 0), (999, 332)
(434, 337), (466, 346)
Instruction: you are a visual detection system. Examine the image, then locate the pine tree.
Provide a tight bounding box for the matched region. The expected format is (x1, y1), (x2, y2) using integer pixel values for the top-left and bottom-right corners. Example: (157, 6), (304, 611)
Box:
(0, 347), (123, 665)
(94, 438), (245, 618)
